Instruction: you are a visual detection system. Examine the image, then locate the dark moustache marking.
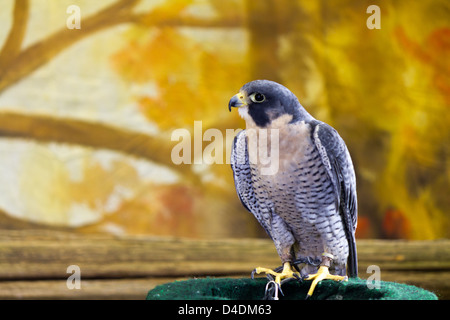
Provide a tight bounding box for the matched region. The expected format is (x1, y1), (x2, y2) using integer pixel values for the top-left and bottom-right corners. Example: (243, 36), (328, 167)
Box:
(248, 104), (271, 127)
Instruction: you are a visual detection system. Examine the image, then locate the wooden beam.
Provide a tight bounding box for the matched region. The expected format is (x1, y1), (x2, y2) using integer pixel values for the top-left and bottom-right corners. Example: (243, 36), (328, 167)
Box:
(0, 277), (178, 300)
(0, 229), (448, 299)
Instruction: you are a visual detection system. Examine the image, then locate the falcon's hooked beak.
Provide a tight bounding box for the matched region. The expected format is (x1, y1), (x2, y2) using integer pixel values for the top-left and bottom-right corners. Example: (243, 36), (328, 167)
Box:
(228, 91), (248, 112)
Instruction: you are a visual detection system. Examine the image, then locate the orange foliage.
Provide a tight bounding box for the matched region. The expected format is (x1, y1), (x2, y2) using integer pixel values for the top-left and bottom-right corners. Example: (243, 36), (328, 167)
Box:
(153, 185), (198, 235)
(354, 216), (371, 239)
(111, 28), (248, 130)
(395, 27), (450, 104)
(79, 184), (201, 237)
(382, 208), (412, 239)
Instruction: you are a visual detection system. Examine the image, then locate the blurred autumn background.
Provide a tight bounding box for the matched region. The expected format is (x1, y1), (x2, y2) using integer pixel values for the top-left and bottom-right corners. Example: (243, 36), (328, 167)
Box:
(0, 0), (448, 241)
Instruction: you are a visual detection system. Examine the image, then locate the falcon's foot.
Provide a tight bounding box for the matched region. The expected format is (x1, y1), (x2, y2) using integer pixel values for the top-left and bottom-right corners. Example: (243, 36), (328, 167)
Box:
(305, 253), (348, 299)
(251, 262), (301, 300)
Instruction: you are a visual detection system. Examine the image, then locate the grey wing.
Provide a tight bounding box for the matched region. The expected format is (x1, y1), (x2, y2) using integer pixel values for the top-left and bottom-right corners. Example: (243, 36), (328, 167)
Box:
(231, 130), (273, 239)
(312, 121), (358, 277)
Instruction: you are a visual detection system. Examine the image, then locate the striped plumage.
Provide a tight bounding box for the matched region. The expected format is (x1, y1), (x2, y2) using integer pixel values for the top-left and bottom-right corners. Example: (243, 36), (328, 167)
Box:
(229, 80), (358, 283)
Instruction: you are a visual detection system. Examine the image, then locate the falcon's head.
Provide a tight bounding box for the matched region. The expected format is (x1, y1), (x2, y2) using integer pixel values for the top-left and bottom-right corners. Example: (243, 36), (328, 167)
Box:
(228, 80), (313, 128)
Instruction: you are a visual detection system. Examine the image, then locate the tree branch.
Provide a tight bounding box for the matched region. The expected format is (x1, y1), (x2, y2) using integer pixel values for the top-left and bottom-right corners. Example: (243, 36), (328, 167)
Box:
(0, 0), (29, 69)
(0, 0), (140, 94)
(0, 0), (242, 95)
(0, 1), (242, 185)
(133, 13), (242, 29)
(0, 111), (199, 182)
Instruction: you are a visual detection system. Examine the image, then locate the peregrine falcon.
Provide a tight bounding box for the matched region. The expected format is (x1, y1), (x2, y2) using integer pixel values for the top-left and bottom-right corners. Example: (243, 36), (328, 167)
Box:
(229, 80), (358, 299)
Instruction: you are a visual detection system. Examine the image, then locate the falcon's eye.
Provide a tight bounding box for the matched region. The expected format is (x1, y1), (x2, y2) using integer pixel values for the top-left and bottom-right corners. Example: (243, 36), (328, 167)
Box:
(249, 92), (266, 103)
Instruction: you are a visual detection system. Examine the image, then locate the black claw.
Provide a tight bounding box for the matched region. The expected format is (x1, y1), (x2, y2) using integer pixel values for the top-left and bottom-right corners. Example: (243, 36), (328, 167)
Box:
(278, 284), (284, 297)
(293, 273), (302, 282)
(273, 265), (284, 273)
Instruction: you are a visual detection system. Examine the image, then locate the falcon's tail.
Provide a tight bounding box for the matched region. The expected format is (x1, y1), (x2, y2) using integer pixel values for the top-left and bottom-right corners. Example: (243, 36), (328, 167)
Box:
(347, 236), (358, 278)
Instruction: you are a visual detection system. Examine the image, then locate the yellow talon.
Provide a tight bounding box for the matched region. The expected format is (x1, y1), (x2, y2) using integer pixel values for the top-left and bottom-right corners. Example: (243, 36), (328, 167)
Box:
(253, 254), (348, 299)
(252, 262), (300, 299)
(305, 265), (348, 298)
(254, 262), (299, 283)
